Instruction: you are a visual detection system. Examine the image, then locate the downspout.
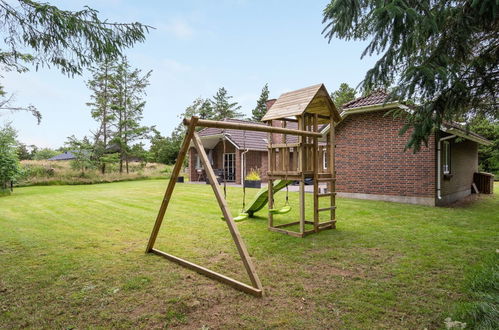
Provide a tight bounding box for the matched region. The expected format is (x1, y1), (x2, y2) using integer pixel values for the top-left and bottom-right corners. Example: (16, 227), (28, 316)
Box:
(241, 149), (249, 185)
(437, 135), (456, 200)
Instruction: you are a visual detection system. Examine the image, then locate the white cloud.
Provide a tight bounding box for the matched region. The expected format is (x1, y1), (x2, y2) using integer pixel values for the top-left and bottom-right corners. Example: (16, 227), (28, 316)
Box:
(161, 18), (195, 39)
(161, 58), (192, 73)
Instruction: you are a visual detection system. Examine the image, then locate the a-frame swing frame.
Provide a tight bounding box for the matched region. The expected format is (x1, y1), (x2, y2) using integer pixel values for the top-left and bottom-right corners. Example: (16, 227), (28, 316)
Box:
(146, 117), (264, 297)
(147, 115), (327, 296)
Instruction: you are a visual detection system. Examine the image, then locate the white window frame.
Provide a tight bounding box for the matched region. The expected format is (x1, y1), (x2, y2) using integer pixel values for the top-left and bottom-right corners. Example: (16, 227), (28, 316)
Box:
(223, 153), (236, 182)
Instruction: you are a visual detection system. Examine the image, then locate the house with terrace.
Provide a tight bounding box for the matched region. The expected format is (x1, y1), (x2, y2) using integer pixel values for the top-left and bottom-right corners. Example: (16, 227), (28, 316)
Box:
(188, 86), (492, 206)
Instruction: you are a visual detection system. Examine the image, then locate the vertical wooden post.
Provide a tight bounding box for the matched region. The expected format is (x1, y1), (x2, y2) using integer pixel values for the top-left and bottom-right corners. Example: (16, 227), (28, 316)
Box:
(329, 116), (336, 225)
(313, 114), (319, 232)
(267, 121), (274, 228)
(298, 115), (305, 235)
(146, 116), (199, 252)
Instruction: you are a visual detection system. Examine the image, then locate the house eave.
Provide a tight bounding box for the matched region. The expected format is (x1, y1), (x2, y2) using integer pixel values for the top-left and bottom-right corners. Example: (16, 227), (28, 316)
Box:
(319, 102), (404, 135)
(441, 127), (492, 146)
(190, 133), (241, 150)
(341, 102), (403, 118)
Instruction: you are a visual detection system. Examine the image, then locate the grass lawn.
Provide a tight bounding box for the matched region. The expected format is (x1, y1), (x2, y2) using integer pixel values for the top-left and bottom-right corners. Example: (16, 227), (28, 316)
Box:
(0, 180), (497, 329)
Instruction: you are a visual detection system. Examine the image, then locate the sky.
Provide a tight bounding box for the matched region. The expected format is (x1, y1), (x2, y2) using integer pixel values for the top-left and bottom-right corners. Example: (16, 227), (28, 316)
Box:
(2, 0), (379, 148)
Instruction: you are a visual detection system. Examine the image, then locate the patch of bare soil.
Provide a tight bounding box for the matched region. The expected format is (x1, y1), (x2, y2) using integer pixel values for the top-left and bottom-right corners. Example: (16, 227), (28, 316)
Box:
(446, 193), (482, 208)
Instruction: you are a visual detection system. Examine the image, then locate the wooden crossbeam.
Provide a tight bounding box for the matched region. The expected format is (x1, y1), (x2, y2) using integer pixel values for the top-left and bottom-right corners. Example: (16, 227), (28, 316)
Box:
(183, 117), (322, 138)
(150, 249), (262, 296)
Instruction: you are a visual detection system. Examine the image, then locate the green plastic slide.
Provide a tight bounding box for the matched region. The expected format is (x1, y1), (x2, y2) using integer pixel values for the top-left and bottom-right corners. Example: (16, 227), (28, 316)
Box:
(244, 180), (294, 217)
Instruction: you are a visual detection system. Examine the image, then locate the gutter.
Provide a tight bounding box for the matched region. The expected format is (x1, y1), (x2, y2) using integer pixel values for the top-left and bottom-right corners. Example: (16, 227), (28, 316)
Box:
(437, 134), (456, 200)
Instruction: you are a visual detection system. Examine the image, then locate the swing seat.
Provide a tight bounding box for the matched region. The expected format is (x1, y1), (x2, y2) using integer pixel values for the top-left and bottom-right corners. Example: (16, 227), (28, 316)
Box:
(220, 212), (249, 222)
(269, 204), (292, 215)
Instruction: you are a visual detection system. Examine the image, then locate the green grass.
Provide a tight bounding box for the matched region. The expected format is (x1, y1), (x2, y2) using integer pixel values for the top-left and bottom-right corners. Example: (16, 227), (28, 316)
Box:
(0, 181), (497, 329)
(452, 251), (498, 329)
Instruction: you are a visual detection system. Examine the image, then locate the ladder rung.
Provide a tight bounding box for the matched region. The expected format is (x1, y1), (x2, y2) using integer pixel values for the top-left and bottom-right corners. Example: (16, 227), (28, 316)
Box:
(316, 192), (336, 197)
(317, 206), (337, 212)
(318, 220), (337, 228)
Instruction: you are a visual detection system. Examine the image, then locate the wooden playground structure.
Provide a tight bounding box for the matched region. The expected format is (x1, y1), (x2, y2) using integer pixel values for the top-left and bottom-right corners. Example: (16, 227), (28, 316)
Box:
(146, 84), (341, 296)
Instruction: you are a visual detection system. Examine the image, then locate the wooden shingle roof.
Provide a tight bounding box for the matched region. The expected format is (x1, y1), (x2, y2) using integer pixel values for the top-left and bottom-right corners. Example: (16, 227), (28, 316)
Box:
(261, 84), (341, 123)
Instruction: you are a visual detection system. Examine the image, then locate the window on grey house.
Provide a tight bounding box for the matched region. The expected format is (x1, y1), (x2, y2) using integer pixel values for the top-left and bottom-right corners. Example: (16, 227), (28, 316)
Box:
(443, 141), (451, 174)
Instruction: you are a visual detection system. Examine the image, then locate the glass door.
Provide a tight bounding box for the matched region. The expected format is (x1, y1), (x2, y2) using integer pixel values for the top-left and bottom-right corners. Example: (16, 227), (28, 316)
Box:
(223, 153), (236, 181)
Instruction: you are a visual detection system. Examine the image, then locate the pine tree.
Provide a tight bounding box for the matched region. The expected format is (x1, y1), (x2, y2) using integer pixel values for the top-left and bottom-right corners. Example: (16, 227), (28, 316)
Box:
(86, 59), (116, 174)
(0, 0), (149, 75)
(330, 83), (356, 109)
(322, 0), (498, 150)
(0, 0), (149, 123)
(210, 87), (243, 120)
(111, 57), (152, 174)
(252, 83), (269, 121)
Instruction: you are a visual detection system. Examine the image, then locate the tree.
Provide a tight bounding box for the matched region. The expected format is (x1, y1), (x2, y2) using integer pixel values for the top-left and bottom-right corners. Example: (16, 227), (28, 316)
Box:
(0, 1), (150, 75)
(17, 143), (37, 160)
(0, 0), (150, 122)
(87, 59), (115, 174)
(330, 83), (356, 109)
(469, 116), (499, 176)
(148, 128), (181, 165)
(65, 136), (94, 176)
(252, 83), (269, 121)
(322, 0), (498, 151)
(110, 57), (152, 173)
(0, 84), (41, 123)
(129, 143), (152, 166)
(0, 124), (21, 193)
(210, 87), (243, 120)
(33, 148), (58, 160)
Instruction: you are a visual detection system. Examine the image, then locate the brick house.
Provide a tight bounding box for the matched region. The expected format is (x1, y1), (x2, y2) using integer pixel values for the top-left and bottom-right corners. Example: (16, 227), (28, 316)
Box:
(188, 89), (491, 206)
(322, 91), (492, 206)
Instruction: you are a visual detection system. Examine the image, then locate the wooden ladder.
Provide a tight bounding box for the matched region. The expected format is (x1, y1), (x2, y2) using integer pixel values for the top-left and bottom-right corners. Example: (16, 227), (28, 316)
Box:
(313, 176), (337, 231)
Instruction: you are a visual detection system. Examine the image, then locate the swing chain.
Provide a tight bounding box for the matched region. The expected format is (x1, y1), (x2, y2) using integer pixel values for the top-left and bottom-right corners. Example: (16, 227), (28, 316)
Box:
(241, 129), (247, 213)
(222, 129), (227, 200)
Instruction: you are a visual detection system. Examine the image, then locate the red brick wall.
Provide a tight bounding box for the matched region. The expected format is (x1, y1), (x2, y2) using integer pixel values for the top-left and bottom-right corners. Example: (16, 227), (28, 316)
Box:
(335, 110), (436, 197)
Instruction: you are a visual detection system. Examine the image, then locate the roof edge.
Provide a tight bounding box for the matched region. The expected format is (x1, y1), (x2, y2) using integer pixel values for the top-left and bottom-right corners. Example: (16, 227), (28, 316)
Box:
(341, 102), (403, 118)
(441, 127), (492, 146)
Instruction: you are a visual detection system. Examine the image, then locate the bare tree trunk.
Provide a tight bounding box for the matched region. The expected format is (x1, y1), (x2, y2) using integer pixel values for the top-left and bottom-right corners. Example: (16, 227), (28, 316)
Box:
(102, 63), (109, 174)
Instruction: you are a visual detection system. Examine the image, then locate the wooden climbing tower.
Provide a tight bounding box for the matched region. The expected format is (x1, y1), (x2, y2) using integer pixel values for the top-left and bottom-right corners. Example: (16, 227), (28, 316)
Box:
(262, 84), (341, 237)
(146, 84), (341, 296)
